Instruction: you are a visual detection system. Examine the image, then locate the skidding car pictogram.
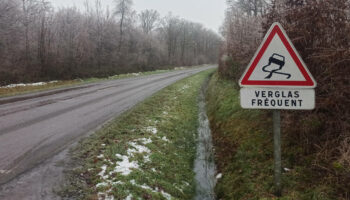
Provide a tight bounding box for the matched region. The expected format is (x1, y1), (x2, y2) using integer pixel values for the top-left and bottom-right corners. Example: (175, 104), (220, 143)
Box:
(262, 53), (291, 79)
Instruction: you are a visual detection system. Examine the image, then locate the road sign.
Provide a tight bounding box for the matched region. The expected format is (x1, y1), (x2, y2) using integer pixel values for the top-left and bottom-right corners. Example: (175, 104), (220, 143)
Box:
(240, 88), (315, 110)
(239, 22), (316, 88)
(238, 22), (318, 196)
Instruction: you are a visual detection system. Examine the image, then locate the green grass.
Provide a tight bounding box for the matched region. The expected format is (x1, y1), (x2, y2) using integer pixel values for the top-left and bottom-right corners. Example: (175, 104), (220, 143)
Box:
(59, 68), (215, 200)
(206, 72), (335, 200)
(0, 66), (205, 98)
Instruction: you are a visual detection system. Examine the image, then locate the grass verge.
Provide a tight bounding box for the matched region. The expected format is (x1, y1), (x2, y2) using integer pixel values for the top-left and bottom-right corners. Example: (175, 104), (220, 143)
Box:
(206, 72), (336, 200)
(59, 68), (215, 200)
(0, 66), (203, 98)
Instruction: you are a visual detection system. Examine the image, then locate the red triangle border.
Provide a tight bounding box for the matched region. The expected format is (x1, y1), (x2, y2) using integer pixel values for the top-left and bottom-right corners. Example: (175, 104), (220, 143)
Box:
(240, 24), (315, 87)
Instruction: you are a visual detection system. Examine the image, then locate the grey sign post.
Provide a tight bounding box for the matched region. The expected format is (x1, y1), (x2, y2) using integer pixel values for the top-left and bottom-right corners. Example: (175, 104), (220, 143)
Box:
(238, 22), (317, 196)
(273, 110), (281, 196)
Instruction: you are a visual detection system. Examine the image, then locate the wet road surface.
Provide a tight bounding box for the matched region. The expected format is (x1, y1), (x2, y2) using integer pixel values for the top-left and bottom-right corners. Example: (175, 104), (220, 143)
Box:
(0, 66), (213, 190)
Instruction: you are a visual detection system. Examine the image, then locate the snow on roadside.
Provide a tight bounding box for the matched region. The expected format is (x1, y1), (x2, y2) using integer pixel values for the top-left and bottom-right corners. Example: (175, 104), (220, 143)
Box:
(174, 67), (186, 70)
(130, 179), (172, 200)
(1, 82), (45, 88)
(161, 136), (170, 142)
(96, 137), (156, 199)
(145, 127), (157, 134)
(114, 154), (139, 176)
(96, 121), (176, 199)
(0, 80), (60, 88)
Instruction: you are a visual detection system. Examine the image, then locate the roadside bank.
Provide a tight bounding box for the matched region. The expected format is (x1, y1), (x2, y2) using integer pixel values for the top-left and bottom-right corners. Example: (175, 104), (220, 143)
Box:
(59, 69), (215, 199)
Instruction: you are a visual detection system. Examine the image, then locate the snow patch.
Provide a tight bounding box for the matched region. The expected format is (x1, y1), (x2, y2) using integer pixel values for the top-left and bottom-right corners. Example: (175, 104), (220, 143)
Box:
(97, 154), (104, 159)
(0, 170), (11, 174)
(96, 137), (155, 199)
(125, 194), (133, 200)
(114, 154), (139, 176)
(96, 182), (109, 188)
(161, 136), (169, 142)
(127, 142), (151, 156)
(1, 82), (46, 88)
(98, 190), (114, 200)
(145, 127), (157, 134)
(131, 72), (141, 76)
(98, 165), (109, 179)
(138, 138), (152, 145)
(130, 180), (172, 200)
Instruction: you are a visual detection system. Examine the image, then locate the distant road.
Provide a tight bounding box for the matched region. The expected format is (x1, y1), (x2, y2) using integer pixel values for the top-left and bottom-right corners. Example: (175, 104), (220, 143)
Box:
(0, 66), (214, 185)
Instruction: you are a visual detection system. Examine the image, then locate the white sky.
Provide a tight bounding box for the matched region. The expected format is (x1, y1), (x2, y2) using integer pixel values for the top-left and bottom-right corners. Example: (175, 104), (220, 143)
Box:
(48, 0), (227, 33)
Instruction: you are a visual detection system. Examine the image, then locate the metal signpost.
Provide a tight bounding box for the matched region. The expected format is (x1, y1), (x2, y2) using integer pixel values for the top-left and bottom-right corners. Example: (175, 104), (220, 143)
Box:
(238, 22), (317, 196)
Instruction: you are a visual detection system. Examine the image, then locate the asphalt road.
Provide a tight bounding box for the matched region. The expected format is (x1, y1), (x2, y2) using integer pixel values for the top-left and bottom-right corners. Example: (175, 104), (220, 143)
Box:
(0, 66), (213, 187)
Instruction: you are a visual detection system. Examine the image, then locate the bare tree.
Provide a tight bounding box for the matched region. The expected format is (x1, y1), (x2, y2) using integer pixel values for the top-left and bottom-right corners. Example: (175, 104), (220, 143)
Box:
(114, 0), (133, 51)
(0, 0), (221, 85)
(229, 0), (269, 16)
(139, 9), (159, 34)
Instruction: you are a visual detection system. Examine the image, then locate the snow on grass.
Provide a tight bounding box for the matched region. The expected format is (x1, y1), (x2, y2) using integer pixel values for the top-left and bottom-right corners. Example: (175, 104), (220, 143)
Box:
(95, 134), (178, 199)
(96, 137), (155, 198)
(174, 67), (186, 70)
(98, 165), (109, 179)
(96, 182), (109, 188)
(95, 114), (182, 199)
(1, 82), (47, 88)
(0, 80), (62, 89)
(127, 141), (151, 156)
(125, 194), (133, 200)
(145, 127), (157, 134)
(98, 190), (114, 200)
(137, 138), (152, 145)
(130, 179), (172, 200)
(114, 154), (139, 176)
(161, 136), (170, 142)
(0, 170), (11, 174)
(97, 154), (104, 159)
(131, 73), (141, 76)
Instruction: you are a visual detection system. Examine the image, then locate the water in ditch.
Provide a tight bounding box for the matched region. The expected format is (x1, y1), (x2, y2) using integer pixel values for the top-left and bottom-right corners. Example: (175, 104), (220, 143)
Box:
(194, 81), (217, 200)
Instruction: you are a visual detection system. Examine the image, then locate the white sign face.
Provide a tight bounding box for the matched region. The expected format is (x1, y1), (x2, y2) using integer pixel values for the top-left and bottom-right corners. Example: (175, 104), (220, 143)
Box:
(239, 22), (316, 88)
(240, 88), (315, 110)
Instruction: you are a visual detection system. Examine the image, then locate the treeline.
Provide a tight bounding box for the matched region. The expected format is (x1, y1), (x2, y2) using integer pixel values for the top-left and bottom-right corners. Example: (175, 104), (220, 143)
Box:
(0, 0), (221, 85)
(220, 0), (349, 197)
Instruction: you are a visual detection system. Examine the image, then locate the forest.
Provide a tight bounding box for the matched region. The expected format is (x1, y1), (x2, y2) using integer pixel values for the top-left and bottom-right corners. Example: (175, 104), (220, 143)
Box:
(0, 0), (221, 85)
(219, 0), (350, 197)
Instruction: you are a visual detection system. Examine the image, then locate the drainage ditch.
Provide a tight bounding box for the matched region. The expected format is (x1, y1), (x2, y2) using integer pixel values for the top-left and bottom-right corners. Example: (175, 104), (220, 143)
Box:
(194, 78), (217, 200)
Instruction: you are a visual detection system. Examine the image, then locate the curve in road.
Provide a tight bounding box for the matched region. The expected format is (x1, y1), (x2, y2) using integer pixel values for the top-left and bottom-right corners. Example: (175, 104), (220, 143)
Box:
(0, 66), (214, 185)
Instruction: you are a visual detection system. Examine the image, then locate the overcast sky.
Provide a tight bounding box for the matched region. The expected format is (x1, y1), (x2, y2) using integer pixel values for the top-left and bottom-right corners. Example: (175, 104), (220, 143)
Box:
(48, 0), (227, 34)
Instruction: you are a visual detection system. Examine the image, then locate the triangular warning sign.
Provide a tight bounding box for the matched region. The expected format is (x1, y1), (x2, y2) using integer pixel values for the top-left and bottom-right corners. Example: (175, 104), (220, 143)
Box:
(239, 22), (316, 88)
